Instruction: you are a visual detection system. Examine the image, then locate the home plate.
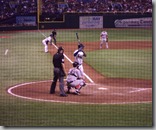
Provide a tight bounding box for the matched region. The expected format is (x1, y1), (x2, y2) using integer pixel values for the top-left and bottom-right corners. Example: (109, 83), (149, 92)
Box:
(98, 87), (107, 90)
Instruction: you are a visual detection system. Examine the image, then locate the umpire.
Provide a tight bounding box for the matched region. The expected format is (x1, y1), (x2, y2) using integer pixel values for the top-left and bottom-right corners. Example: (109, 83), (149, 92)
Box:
(50, 46), (67, 97)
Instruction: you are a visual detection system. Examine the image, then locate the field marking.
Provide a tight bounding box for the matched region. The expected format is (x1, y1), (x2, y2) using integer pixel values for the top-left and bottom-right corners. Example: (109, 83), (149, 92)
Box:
(98, 87), (108, 90)
(38, 30), (94, 83)
(129, 88), (150, 93)
(7, 80), (152, 105)
(5, 49), (8, 55)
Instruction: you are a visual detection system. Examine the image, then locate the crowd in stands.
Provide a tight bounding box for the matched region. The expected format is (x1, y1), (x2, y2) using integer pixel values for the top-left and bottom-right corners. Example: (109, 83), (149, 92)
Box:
(41, 0), (152, 21)
(0, 0), (36, 20)
(0, 0), (152, 21)
(65, 0), (152, 13)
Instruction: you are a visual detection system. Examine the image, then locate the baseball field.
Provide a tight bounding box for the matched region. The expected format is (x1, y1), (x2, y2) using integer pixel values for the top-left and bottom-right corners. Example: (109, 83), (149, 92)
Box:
(0, 28), (152, 126)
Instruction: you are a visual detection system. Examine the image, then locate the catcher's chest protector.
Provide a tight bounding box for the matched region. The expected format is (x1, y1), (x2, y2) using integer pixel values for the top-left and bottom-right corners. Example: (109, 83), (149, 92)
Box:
(69, 69), (78, 77)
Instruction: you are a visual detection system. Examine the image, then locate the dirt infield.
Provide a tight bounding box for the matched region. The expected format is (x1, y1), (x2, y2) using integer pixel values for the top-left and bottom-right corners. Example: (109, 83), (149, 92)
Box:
(8, 41), (152, 104)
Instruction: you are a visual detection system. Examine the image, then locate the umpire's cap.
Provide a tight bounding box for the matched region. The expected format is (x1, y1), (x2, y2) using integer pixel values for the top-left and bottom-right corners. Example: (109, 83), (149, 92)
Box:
(73, 61), (79, 67)
(78, 43), (84, 49)
(58, 46), (64, 53)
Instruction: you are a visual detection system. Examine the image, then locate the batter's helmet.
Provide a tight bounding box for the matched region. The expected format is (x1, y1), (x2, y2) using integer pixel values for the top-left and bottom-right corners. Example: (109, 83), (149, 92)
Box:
(78, 43), (84, 49)
(73, 61), (79, 67)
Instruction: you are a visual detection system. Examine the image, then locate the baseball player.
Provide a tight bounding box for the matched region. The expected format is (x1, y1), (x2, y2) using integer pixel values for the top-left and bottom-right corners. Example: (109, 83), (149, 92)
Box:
(51, 29), (57, 45)
(73, 43), (86, 77)
(42, 34), (53, 53)
(100, 31), (109, 49)
(66, 61), (86, 95)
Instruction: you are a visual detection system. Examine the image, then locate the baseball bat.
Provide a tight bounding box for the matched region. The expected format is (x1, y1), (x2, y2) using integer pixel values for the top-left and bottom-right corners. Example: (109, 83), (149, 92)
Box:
(76, 32), (80, 44)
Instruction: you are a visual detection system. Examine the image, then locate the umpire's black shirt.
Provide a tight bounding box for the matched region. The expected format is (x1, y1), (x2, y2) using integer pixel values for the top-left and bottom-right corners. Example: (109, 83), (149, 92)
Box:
(53, 53), (64, 69)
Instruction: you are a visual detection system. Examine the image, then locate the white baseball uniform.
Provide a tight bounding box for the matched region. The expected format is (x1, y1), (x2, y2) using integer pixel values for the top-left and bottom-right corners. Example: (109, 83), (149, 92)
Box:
(73, 49), (85, 77)
(100, 31), (109, 49)
(42, 36), (52, 53)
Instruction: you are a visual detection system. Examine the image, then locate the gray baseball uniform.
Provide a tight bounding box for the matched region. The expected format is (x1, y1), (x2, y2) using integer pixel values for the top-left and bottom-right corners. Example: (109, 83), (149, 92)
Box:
(66, 67), (84, 87)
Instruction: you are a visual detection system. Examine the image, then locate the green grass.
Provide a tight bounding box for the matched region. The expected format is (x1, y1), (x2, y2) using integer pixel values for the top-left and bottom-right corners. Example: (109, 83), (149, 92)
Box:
(36, 28), (152, 42)
(0, 28), (152, 126)
(85, 49), (152, 79)
(0, 100), (152, 126)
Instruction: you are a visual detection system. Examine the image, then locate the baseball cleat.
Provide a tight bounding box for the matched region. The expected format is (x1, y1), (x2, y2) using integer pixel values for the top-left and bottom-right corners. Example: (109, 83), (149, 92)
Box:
(66, 90), (71, 94)
(60, 94), (68, 97)
(74, 90), (80, 95)
(74, 92), (80, 95)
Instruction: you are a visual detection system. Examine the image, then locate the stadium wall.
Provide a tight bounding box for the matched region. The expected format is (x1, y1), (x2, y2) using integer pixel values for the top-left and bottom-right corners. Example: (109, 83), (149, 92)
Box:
(0, 13), (152, 31)
(39, 13), (152, 29)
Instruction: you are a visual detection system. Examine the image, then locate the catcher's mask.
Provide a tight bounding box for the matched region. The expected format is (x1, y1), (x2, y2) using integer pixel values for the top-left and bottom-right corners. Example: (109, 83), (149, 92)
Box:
(73, 61), (79, 67)
(58, 46), (64, 53)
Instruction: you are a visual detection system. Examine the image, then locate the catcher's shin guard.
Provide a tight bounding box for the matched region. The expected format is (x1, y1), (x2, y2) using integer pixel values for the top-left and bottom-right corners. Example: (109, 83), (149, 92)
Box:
(66, 82), (71, 93)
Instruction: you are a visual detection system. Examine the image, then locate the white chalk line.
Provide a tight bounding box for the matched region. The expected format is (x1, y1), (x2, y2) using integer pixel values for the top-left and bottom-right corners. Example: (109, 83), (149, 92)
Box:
(7, 80), (94, 104)
(5, 49), (8, 55)
(7, 80), (152, 105)
(98, 87), (108, 90)
(38, 30), (94, 83)
(129, 88), (151, 93)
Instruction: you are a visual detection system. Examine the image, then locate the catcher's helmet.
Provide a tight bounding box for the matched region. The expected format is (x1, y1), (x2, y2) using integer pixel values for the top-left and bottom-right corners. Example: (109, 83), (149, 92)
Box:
(73, 61), (79, 67)
(58, 46), (64, 53)
(50, 34), (53, 37)
(78, 43), (84, 49)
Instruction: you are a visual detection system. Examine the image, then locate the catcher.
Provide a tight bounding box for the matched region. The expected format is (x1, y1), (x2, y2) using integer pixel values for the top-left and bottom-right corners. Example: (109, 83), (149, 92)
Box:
(100, 30), (109, 49)
(66, 61), (86, 95)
